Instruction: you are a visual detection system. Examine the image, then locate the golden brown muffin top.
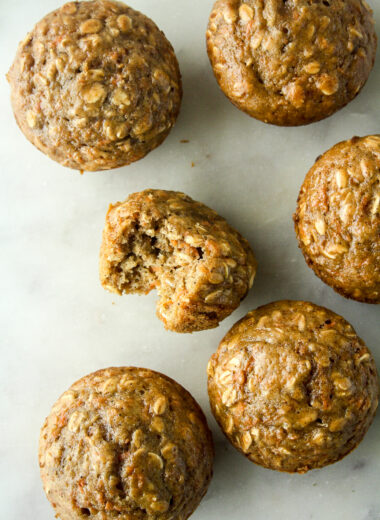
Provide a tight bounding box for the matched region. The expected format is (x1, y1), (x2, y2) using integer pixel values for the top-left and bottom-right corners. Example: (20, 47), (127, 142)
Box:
(294, 135), (380, 303)
(208, 301), (379, 473)
(207, 0), (377, 125)
(39, 367), (214, 520)
(8, 1), (181, 170)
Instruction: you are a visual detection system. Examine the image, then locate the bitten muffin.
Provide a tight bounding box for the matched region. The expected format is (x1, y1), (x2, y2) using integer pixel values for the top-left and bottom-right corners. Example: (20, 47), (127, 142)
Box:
(39, 367), (214, 520)
(207, 301), (379, 473)
(7, 0), (182, 171)
(206, 0), (377, 126)
(294, 135), (380, 304)
(100, 189), (257, 333)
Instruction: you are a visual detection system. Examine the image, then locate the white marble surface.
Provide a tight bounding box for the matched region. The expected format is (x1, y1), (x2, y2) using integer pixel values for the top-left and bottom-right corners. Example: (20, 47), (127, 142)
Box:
(1, 1), (379, 519)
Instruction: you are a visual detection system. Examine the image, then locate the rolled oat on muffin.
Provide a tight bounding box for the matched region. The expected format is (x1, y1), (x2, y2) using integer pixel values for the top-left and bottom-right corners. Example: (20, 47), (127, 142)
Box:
(7, 0), (182, 171)
(206, 0), (377, 126)
(39, 367), (214, 520)
(100, 189), (257, 333)
(208, 300), (379, 473)
(294, 135), (380, 303)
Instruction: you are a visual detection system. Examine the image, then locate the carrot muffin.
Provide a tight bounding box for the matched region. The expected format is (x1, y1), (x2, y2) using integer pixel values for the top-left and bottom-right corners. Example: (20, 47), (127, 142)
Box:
(39, 367), (214, 520)
(206, 0), (377, 126)
(207, 301), (379, 473)
(100, 189), (257, 333)
(7, 0), (182, 171)
(294, 135), (380, 304)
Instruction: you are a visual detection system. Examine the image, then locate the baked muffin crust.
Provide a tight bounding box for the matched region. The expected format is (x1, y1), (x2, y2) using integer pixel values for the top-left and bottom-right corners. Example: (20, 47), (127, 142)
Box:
(294, 135), (380, 303)
(39, 367), (214, 520)
(206, 0), (377, 126)
(208, 301), (379, 473)
(7, 0), (182, 171)
(100, 190), (257, 333)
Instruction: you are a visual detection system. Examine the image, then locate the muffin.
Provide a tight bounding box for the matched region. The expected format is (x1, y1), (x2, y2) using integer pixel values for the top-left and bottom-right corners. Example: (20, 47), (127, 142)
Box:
(206, 0), (377, 126)
(39, 367), (214, 520)
(100, 189), (257, 333)
(207, 301), (379, 473)
(294, 135), (380, 304)
(7, 0), (182, 171)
